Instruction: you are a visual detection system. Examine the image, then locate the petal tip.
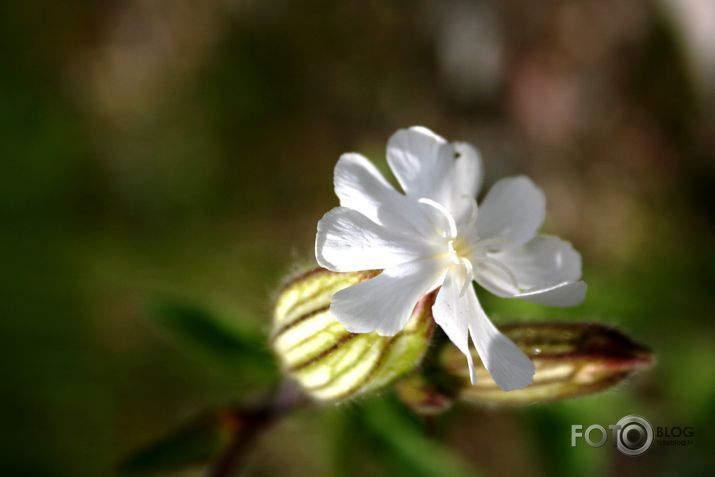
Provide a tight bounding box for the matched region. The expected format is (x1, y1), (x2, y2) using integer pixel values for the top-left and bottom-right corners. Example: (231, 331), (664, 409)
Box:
(499, 359), (535, 392)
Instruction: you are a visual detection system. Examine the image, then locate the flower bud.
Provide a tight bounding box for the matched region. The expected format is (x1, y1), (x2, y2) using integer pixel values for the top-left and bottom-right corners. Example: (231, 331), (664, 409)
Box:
(272, 268), (435, 402)
(397, 322), (653, 412)
(438, 322), (653, 407)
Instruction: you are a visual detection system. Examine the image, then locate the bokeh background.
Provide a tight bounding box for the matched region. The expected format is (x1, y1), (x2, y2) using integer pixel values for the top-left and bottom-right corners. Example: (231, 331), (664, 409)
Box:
(2, 0), (715, 476)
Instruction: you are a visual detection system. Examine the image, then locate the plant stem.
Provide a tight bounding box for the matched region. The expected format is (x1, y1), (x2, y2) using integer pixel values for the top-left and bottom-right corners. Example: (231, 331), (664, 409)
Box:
(206, 380), (308, 477)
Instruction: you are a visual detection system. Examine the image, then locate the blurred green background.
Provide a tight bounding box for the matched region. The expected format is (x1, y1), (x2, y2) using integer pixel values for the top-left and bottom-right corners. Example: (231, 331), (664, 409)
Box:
(2, 0), (715, 476)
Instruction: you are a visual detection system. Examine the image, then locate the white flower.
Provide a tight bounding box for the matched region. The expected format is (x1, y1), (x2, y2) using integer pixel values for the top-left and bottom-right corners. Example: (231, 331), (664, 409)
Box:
(314, 126), (586, 391)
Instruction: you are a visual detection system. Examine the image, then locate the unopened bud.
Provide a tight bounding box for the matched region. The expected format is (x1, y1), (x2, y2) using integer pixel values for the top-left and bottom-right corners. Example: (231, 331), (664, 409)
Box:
(272, 268), (435, 402)
(439, 322), (653, 407)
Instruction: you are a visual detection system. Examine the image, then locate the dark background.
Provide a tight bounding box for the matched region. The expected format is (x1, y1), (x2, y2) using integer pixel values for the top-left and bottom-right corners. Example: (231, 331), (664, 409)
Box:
(1, 0), (714, 476)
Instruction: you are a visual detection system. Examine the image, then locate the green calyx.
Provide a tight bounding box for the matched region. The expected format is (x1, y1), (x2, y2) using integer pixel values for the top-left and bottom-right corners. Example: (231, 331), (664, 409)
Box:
(272, 268), (435, 402)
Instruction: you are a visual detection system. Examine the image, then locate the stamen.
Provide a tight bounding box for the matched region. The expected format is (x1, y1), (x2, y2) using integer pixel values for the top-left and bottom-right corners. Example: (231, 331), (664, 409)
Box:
(447, 240), (460, 264)
(476, 256), (520, 290)
(418, 197), (458, 239)
(458, 258), (474, 297)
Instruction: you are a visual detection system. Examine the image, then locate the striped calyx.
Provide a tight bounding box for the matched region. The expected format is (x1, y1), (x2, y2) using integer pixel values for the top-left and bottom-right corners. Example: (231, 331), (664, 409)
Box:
(439, 322), (653, 407)
(272, 268), (436, 402)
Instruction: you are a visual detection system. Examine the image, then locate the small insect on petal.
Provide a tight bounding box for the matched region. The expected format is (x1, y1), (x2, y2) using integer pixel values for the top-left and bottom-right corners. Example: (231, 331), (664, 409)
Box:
(272, 268), (436, 402)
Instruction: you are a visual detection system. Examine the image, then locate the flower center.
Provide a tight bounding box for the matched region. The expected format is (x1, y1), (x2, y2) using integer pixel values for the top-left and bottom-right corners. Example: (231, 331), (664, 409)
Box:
(446, 238), (474, 295)
(416, 196), (521, 294)
(446, 237), (472, 263)
(446, 239), (459, 261)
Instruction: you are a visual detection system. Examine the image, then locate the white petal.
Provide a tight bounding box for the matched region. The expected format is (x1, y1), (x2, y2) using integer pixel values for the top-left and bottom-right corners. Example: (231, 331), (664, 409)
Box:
(475, 176), (545, 246)
(512, 281), (587, 306)
(452, 141), (483, 199)
(474, 236), (586, 307)
(334, 153), (425, 232)
(331, 258), (447, 336)
(494, 235), (581, 287)
(316, 207), (434, 272)
(433, 269), (534, 390)
(475, 265), (587, 307)
(432, 268), (476, 383)
(386, 126), (453, 200)
(385, 128), (484, 224)
(466, 288), (535, 391)
(443, 143), (483, 224)
(451, 196), (481, 235)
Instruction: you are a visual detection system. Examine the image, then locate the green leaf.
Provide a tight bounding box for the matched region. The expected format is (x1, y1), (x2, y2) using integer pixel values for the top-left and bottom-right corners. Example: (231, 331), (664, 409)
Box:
(357, 397), (481, 477)
(149, 296), (275, 375)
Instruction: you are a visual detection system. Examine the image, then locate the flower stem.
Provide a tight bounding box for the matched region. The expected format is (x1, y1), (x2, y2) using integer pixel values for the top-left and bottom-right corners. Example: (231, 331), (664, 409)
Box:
(206, 380), (309, 477)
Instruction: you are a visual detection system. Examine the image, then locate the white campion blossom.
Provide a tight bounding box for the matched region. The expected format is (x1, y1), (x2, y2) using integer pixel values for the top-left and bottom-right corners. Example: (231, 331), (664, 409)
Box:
(315, 126), (586, 391)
